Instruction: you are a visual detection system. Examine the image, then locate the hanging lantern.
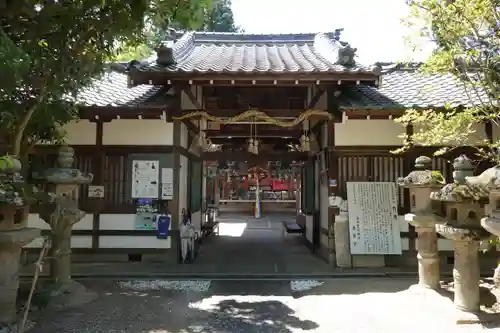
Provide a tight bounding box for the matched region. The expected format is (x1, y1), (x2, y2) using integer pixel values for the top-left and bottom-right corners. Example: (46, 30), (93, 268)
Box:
(207, 165), (218, 178)
(253, 140), (259, 154)
(300, 133), (310, 151)
(247, 138), (254, 153)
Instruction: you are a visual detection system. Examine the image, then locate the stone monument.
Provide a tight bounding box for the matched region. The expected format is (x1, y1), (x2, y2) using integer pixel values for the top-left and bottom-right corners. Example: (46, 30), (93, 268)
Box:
(431, 155), (490, 321)
(397, 156), (444, 289)
(35, 146), (95, 306)
(333, 197), (351, 268)
(0, 157), (40, 326)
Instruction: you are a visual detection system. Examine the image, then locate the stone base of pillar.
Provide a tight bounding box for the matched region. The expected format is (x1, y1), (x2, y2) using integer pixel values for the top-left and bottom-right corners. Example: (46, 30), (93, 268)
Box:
(452, 240), (480, 313)
(35, 279), (97, 311)
(0, 228), (40, 326)
(333, 216), (351, 268)
(454, 310), (482, 325)
(416, 254), (440, 289)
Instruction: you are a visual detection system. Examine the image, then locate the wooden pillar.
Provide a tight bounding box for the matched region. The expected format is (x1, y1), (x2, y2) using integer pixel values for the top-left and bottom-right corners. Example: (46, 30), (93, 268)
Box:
(171, 120), (182, 230)
(91, 119), (105, 249)
(485, 121), (493, 143)
(327, 119), (338, 262)
(404, 124), (416, 252)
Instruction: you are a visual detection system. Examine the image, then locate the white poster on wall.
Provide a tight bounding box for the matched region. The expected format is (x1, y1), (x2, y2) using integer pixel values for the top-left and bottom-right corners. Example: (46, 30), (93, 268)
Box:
(161, 168), (174, 200)
(131, 160), (159, 198)
(347, 182), (402, 255)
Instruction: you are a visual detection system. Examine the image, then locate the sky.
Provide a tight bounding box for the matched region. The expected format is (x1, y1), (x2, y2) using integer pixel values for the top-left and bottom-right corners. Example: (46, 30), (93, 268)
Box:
(230, 0), (434, 64)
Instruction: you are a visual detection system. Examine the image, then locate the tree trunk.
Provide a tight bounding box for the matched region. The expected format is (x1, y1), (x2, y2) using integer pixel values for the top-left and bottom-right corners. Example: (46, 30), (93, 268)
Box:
(50, 225), (72, 285)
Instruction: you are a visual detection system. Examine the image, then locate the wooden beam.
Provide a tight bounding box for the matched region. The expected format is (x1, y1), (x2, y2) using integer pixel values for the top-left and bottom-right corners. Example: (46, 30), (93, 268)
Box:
(79, 106), (168, 120)
(178, 86), (203, 134)
(210, 138), (298, 146)
(201, 151), (310, 162)
(182, 108), (306, 118)
(206, 128), (302, 138)
(485, 121), (493, 143)
(128, 70), (379, 86)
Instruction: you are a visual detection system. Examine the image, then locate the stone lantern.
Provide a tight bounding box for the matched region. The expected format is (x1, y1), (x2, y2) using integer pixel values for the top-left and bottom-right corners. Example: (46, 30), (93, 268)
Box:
(0, 157), (40, 326)
(431, 155), (490, 318)
(477, 166), (500, 285)
(34, 146), (94, 299)
(397, 156), (444, 289)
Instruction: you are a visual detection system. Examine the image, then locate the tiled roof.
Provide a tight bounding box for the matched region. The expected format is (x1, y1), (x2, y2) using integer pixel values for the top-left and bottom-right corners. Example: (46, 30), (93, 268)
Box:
(130, 30), (381, 75)
(76, 67), (167, 107)
(338, 64), (490, 109)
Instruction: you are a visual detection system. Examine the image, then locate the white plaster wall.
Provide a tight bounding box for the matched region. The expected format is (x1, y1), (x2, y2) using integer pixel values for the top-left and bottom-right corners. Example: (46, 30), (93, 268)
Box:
(23, 213), (94, 248)
(100, 214), (136, 230)
(336, 119), (489, 146)
(25, 213), (93, 230)
(26, 235), (93, 248)
(38, 120), (96, 145)
(335, 120), (406, 146)
(103, 120), (173, 145)
(98, 214), (171, 248)
(180, 123), (189, 149)
(99, 236), (171, 249)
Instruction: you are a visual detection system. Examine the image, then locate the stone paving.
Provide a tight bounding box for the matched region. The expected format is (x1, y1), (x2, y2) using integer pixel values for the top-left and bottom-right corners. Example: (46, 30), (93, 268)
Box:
(26, 278), (500, 333)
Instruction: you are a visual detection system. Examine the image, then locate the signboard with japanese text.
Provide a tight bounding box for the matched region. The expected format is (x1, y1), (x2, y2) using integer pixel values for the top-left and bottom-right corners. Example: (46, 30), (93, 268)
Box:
(347, 182), (402, 255)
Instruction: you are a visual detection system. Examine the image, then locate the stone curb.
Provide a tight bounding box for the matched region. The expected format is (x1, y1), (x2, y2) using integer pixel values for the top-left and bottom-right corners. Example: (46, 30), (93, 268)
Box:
(19, 271), (495, 280)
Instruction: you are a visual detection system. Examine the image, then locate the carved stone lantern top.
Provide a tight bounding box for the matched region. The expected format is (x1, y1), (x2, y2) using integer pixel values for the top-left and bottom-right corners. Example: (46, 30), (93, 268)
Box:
(397, 156), (444, 188)
(430, 155), (488, 203)
(33, 146), (93, 185)
(431, 155), (489, 241)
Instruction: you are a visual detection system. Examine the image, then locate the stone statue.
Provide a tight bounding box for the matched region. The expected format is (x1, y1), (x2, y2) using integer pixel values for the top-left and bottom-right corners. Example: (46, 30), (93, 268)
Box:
(337, 44), (357, 67)
(180, 209), (195, 263)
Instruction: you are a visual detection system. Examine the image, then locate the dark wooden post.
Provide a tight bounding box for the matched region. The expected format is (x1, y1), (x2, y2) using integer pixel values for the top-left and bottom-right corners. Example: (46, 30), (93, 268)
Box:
(327, 119), (338, 263)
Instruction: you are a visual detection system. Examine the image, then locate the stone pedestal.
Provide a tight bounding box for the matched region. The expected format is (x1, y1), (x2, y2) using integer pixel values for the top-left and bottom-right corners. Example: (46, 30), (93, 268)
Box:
(334, 212), (351, 268)
(407, 214), (440, 289)
(0, 228), (40, 325)
(453, 239), (480, 312)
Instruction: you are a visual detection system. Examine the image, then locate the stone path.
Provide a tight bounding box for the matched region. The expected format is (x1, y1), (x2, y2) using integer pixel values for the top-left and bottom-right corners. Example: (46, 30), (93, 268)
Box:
(27, 278), (500, 332)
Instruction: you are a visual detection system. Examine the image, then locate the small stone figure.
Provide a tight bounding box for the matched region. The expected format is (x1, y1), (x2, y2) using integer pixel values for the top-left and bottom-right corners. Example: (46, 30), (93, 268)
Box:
(180, 209), (195, 263)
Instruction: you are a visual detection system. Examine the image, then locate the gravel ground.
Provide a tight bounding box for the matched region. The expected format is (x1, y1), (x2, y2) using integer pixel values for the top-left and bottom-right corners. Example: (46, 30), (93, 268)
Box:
(26, 278), (500, 333)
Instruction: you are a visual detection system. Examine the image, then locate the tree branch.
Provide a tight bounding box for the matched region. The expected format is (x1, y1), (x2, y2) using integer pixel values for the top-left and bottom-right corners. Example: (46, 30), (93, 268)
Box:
(12, 85), (46, 156)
